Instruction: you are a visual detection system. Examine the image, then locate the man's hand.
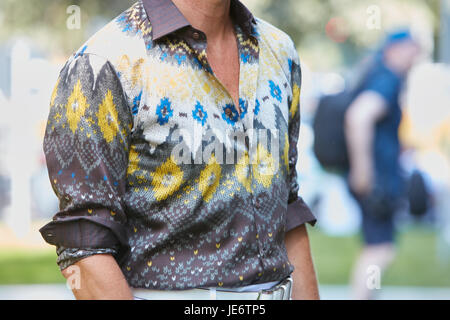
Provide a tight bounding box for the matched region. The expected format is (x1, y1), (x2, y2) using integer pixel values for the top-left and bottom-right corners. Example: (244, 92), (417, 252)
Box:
(348, 163), (374, 196)
(285, 224), (320, 300)
(62, 254), (133, 300)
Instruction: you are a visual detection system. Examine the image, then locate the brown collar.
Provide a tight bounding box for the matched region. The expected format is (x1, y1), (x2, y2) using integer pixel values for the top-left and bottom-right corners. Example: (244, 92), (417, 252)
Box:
(142, 0), (256, 40)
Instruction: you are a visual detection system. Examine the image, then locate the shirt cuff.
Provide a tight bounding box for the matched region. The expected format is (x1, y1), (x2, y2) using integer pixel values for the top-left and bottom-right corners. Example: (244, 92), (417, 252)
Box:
(39, 211), (130, 264)
(56, 246), (119, 271)
(286, 197), (317, 232)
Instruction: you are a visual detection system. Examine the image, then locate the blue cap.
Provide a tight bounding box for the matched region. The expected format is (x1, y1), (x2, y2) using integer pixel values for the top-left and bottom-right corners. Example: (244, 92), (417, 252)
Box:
(383, 29), (414, 48)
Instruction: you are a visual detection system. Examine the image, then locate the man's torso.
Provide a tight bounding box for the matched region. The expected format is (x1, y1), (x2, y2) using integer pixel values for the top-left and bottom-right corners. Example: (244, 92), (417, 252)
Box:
(44, 0), (307, 290)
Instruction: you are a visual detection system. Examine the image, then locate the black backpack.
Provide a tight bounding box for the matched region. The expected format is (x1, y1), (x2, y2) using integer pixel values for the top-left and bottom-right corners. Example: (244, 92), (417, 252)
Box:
(313, 56), (378, 172)
(313, 90), (355, 171)
(407, 170), (431, 217)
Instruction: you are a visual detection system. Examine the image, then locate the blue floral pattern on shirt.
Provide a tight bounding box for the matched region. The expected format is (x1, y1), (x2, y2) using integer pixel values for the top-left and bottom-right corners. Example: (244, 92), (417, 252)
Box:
(269, 80), (282, 102)
(156, 97), (174, 125)
(192, 102), (208, 126)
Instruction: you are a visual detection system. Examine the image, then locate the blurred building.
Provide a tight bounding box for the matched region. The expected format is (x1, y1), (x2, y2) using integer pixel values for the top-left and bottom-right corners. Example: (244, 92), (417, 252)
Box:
(0, 40), (60, 237)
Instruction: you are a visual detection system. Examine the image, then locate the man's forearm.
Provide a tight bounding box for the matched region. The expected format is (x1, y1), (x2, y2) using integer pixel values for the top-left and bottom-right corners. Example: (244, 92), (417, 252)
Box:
(285, 225), (320, 300)
(62, 254), (133, 300)
(347, 127), (374, 173)
(345, 91), (388, 187)
(345, 109), (375, 175)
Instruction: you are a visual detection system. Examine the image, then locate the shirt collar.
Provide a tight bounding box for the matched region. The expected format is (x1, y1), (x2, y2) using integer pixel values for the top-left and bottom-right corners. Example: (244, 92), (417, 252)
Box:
(142, 0), (256, 41)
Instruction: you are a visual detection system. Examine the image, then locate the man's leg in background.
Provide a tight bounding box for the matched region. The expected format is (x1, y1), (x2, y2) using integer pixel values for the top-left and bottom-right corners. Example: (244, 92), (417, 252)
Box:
(350, 198), (397, 300)
(350, 243), (396, 300)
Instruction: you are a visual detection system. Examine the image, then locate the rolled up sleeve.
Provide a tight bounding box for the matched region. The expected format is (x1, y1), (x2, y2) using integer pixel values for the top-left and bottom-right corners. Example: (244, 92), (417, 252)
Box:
(39, 52), (133, 264)
(285, 52), (317, 232)
(56, 245), (119, 271)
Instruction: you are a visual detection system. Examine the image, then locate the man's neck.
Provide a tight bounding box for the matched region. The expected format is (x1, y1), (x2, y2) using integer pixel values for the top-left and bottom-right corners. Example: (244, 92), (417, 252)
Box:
(171, 0), (233, 42)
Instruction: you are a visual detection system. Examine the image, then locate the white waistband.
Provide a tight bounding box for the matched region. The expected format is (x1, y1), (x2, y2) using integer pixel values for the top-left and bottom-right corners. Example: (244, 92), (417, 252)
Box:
(132, 288), (262, 300)
(201, 281), (280, 293)
(132, 277), (292, 300)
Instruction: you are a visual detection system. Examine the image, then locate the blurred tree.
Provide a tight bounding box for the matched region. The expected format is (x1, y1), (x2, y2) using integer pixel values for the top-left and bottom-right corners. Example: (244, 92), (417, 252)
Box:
(0, 0), (135, 56)
(0, 0), (440, 66)
(245, 0), (439, 70)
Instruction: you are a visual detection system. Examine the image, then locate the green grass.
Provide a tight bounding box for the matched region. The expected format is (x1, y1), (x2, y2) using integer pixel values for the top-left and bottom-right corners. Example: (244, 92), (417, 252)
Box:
(308, 225), (450, 287)
(0, 226), (449, 286)
(0, 250), (65, 284)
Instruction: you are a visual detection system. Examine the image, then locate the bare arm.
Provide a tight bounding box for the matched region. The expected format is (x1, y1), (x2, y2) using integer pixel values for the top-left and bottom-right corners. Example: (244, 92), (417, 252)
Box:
(62, 254), (133, 300)
(285, 224), (320, 300)
(345, 91), (388, 195)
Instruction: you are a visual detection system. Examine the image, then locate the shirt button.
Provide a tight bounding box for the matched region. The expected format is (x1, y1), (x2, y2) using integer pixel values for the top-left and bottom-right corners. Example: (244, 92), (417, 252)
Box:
(225, 108), (232, 116)
(254, 199), (261, 209)
(192, 32), (200, 40)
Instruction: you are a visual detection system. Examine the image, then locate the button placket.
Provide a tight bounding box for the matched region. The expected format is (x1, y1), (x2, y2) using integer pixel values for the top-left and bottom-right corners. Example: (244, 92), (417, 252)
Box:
(249, 164), (267, 273)
(191, 25), (250, 125)
(188, 24), (267, 271)
(184, 28), (209, 70)
(236, 27), (260, 259)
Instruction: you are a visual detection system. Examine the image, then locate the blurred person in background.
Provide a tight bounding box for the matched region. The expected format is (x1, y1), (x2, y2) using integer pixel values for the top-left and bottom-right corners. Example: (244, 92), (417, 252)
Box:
(344, 30), (421, 300)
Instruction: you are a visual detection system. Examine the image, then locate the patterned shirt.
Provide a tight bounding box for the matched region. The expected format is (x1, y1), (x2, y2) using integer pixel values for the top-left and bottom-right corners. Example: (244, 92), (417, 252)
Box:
(40, 0), (316, 290)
